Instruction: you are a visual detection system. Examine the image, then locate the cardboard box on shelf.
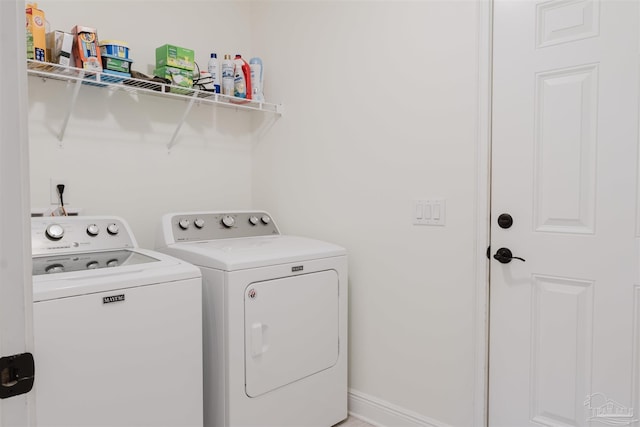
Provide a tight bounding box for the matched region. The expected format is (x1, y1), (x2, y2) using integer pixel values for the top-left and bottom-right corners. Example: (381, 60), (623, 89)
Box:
(72, 25), (102, 72)
(46, 31), (74, 67)
(155, 44), (195, 71)
(154, 66), (194, 93)
(26, 4), (47, 62)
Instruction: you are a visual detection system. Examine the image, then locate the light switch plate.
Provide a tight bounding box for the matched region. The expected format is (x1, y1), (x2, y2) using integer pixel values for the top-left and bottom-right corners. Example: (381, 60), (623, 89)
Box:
(413, 199), (446, 226)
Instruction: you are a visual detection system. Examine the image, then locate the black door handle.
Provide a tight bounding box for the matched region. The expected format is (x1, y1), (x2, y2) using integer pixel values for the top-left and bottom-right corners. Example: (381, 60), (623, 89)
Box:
(493, 247), (526, 264)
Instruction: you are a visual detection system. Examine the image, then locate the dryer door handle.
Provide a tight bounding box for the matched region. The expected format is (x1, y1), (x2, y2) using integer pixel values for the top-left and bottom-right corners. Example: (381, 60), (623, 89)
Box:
(250, 323), (269, 357)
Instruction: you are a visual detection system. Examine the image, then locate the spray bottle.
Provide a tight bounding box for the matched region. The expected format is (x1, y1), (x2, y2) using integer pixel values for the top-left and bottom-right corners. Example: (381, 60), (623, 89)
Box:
(249, 57), (264, 102)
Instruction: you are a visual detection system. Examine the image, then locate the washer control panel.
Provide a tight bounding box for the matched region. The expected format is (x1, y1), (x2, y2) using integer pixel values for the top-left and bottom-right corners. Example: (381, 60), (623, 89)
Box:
(32, 249), (157, 276)
(32, 217), (135, 256)
(169, 211), (280, 242)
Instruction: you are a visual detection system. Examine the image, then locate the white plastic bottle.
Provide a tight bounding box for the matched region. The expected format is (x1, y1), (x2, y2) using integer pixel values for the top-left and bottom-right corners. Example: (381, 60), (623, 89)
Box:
(249, 57), (264, 102)
(207, 53), (220, 93)
(221, 54), (234, 96)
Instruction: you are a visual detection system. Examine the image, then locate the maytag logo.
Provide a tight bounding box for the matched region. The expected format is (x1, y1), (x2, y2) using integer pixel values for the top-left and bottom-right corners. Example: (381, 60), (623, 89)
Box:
(292, 265), (303, 272)
(103, 294), (125, 304)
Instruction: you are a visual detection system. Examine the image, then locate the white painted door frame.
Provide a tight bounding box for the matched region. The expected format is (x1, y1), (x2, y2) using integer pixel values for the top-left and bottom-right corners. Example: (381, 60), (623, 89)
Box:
(0, 0), (36, 425)
(473, 0), (492, 426)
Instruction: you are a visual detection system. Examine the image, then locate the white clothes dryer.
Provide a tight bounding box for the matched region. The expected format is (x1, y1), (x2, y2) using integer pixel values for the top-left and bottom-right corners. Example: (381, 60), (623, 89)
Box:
(156, 211), (348, 427)
(32, 216), (203, 427)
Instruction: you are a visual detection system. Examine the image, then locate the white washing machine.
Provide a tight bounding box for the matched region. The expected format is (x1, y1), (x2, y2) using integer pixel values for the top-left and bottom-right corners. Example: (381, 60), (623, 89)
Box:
(32, 216), (204, 427)
(155, 211), (348, 427)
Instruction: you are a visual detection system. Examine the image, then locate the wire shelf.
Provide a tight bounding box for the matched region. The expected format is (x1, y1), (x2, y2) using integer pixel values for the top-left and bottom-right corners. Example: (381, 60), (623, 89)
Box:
(27, 60), (283, 148)
(27, 60), (282, 115)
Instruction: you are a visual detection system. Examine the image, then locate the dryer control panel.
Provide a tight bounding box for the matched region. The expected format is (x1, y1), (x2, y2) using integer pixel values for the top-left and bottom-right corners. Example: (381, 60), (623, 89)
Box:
(32, 217), (136, 256)
(166, 211), (280, 242)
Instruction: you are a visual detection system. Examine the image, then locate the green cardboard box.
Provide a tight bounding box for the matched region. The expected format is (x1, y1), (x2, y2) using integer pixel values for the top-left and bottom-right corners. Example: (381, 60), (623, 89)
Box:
(101, 55), (132, 74)
(155, 44), (195, 71)
(154, 66), (193, 92)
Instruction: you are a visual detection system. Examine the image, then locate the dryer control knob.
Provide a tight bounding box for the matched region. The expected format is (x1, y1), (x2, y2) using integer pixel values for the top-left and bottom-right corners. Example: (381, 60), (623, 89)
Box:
(221, 215), (235, 228)
(178, 219), (190, 230)
(194, 218), (205, 229)
(107, 223), (119, 235)
(249, 216), (259, 226)
(261, 215), (271, 225)
(45, 224), (64, 241)
(86, 224), (100, 237)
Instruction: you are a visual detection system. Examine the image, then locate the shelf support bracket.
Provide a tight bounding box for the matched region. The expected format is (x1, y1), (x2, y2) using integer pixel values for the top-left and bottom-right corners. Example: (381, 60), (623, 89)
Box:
(167, 91), (199, 150)
(58, 71), (85, 143)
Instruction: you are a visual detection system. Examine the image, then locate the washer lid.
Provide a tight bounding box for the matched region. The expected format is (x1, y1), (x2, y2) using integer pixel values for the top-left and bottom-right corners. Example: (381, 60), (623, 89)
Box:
(162, 235), (346, 271)
(32, 248), (201, 302)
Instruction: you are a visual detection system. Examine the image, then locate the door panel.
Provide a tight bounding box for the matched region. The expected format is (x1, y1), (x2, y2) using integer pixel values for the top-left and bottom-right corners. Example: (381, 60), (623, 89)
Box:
(536, 0), (600, 49)
(533, 64), (598, 234)
(244, 270), (339, 397)
(529, 275), (594, 426)
(490, 1), (639, 426)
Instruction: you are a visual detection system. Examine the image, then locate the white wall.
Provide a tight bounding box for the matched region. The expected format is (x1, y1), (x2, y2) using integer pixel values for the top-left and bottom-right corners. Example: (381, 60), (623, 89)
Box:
(28, 0), (261, 247)
(250, 2), (481, 426)
(28, 1), (484, 426)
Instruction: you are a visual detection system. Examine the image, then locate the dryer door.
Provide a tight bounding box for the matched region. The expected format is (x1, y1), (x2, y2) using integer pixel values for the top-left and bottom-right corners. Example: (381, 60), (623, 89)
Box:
(244, 270), (339, 397)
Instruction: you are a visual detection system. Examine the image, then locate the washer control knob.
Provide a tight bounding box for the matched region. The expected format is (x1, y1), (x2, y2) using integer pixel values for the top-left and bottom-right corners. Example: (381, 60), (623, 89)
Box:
(261, 215), (271, 225)
(86, 261), (99, 269)
(45, 264), (64, 274)
(249, 216), (259, 226)
(107, 259), (119, 268)
(86, 224), (100, 237)
(45, 224), (64, 241)
(178, 219), (190, 230)
(107, 223), (119, 235)
(194, 218), (205, 229)
(221, 215), (235, 228)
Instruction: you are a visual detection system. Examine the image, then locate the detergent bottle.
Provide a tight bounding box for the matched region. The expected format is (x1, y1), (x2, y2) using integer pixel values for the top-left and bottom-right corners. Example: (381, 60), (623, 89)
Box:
(233, 54), (252, 100)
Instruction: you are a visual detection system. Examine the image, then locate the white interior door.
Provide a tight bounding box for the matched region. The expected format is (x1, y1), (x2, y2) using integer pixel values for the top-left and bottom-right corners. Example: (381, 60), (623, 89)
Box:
(490, 1), (640, 426)
(0, 0), (36, 425)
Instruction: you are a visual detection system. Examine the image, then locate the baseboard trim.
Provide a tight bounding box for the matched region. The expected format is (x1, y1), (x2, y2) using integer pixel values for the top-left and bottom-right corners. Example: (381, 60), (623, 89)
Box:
(348, 389), (453, 427)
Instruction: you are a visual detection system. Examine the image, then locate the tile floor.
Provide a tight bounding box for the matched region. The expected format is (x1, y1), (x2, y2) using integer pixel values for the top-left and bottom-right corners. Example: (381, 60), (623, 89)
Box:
(335, 416), (376, 427)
